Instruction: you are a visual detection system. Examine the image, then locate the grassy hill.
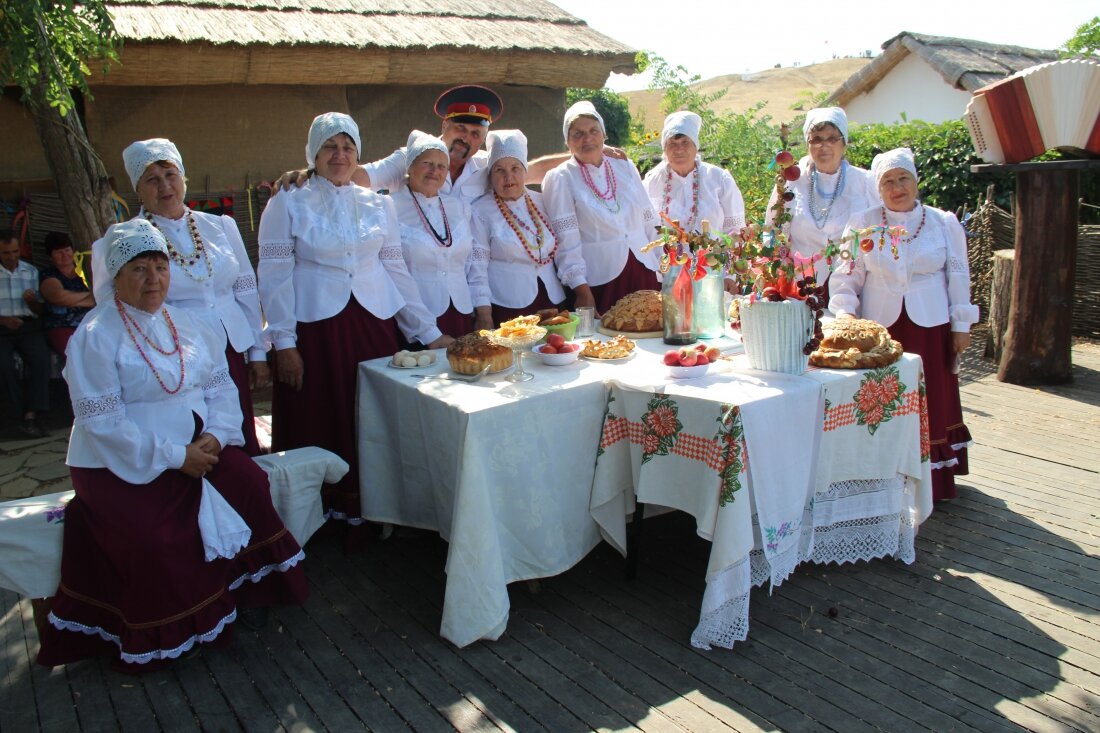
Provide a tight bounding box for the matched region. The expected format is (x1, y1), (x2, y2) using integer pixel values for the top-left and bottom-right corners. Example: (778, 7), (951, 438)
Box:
(622, 57), (871, 130)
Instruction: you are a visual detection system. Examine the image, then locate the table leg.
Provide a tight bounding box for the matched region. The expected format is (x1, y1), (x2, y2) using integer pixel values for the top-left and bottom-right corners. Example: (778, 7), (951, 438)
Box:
(625, 501), (646, 580)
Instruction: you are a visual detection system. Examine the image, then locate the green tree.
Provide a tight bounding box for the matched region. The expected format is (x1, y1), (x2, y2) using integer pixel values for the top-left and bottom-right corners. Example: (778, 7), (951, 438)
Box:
(0, 0), (121, 247)
(566, 87), (633, 146)
(1061, 16), (1100, 57)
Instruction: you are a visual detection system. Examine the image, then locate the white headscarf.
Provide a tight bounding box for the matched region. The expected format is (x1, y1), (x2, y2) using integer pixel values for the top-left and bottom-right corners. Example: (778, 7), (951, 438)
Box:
(122, 139), (185, 192)
(103, 219), (170, 281)
(562, 100), (605, 142)
(871, 147), (920, 188)
(487, 129), (529, 173)
(661, 111), (702, 149)
(405, 130), (449, 172)
(306, 112), (361, 167)
(803, 107), (849, 144)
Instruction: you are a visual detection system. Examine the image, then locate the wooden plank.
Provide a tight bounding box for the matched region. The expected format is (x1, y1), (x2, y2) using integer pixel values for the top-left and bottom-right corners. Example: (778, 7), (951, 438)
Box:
(141, 669), (200, 732)
(170, 648), (242, 732)
(197, 638), (281, 731)
(338, 536), (581, 733)
(17, 597), (95, 733)
(227, 624), (326, 731)
(0, 594), (45, 732)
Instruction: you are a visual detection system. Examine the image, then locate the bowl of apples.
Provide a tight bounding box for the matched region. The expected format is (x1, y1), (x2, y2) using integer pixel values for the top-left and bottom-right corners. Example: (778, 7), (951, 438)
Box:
(664, 343), (723, 378)
(533, 332), (581, 365)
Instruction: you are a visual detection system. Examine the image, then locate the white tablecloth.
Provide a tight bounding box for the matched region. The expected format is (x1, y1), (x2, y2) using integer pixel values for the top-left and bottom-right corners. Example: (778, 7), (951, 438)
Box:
(357, 334), (930, 649)
(590, 353), (932, 649)
(0, 447), (346, 599)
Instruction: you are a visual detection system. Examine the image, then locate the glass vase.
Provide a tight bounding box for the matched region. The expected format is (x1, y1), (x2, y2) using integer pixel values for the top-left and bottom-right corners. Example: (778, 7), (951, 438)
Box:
(693, 268), (727, 339)
(662, 263), (696, 345)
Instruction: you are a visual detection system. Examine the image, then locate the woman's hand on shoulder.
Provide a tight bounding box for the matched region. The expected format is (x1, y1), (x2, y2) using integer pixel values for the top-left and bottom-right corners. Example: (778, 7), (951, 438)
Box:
(181, 441), (219, 478)
(273, 169), (311, 192)
(274, 347), (304, 391)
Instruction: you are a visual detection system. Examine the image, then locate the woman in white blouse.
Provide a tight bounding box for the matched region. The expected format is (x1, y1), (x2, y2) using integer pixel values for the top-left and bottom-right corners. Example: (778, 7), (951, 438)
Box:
(542, 101), (661, 314)
(39, 219), (307, 673)
(643, 111), (745, 237)
(390, 130), (492, 338)
(767, 107), (879, 286)
(258, 113), (442, 522)
(471, 129), (594, 324)
(831, 148), (979, 502)
(91, 138), (268, 455)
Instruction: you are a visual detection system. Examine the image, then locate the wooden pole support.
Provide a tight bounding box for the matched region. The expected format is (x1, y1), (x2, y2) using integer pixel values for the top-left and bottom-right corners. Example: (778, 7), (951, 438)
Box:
(999, 168), (1077, 384)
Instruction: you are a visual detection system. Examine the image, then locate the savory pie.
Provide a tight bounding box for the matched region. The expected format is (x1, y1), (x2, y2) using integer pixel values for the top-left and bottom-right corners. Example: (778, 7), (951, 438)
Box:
(447, 332), (513, 374)
(600, 290), (663, 333)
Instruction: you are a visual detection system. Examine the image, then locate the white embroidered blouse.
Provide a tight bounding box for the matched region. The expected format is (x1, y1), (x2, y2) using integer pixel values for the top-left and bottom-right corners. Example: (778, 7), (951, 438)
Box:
(766, 157), (880, 281)
(91, 211), (266, 361)
(469, 190), (587, 309)
(830, 202), (980, 332)
(64, 302), (243, 484)
(390, 189), (488, 317)
(257, 176), (442, 349)
(541, 156), (660, 287)
(642, 158), (746, 236)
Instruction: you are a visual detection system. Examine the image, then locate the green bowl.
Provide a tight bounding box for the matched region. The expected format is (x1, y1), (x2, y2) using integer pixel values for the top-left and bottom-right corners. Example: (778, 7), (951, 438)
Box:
(540, 313), (579, 342)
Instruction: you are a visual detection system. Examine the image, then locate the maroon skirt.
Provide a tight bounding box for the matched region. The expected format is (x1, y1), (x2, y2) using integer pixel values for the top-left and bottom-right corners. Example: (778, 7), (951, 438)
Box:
(589, 251), (660, 315)
(225, 346), (261, 456)
(272, 298), (400, 520)
(492, 280), (560, 326)
(887, 307), (971, 501)
(37, 447), (308, 668)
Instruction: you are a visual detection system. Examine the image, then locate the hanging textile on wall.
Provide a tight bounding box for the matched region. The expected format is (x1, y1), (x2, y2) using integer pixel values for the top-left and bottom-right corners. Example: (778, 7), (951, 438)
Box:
(186, 196), (234, 218)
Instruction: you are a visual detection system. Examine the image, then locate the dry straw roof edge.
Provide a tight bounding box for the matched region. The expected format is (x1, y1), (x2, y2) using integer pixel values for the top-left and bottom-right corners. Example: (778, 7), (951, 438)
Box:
(828, 31), (1058, 107)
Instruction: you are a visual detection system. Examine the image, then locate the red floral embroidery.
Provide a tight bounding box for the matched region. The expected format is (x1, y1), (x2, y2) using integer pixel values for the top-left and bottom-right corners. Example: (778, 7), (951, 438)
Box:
(853, 366), (907, 435)
(640, 394), (682, 464)
(644, 405), (679, 438)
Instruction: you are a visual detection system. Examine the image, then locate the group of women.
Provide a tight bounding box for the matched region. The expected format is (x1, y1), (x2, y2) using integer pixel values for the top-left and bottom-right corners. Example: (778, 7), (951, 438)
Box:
(40, 92), (976, 671)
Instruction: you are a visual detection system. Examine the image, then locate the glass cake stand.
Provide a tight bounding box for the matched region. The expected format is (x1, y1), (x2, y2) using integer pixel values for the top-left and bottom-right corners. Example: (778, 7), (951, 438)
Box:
(487, 327), (547, 382)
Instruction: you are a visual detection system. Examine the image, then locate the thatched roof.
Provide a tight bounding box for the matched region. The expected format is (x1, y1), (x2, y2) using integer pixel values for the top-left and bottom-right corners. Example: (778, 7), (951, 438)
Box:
(96, 0), (637, 88)
(827, 32), (1058, 107)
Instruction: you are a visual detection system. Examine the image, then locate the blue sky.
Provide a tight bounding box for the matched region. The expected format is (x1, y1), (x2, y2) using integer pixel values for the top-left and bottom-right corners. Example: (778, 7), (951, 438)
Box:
(551, 0), (1097, 91)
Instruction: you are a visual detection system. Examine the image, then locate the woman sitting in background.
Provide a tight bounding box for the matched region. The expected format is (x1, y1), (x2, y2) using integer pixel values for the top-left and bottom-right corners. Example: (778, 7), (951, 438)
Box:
(542, 101), (660, 314)
(39, 232), (94, 355)
(831, 147), (978, 501)
(390, 130), (492, 337)
(38, 219), (308, 673)
(471, 129), (592, 325)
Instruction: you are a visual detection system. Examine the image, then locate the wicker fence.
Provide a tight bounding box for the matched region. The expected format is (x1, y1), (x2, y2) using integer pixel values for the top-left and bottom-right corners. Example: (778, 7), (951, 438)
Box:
(969, 198), (1100, 340)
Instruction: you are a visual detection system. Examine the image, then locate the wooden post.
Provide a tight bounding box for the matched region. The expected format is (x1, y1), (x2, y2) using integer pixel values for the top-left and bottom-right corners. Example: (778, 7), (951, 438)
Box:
(985, 250), (1014, 362)
(972, 160), (1099, 385)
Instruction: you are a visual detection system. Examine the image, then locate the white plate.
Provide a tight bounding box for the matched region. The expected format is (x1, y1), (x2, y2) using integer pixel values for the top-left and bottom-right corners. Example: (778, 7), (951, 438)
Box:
(580, 351), (636, 363)
(667, 363), (710, 379)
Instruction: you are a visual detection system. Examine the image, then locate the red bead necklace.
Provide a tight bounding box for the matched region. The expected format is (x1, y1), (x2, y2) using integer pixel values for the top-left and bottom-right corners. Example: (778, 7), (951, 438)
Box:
(879, 203), (925, 260)
(578, 158), (621, 213)
(494, 192), (558, 266)
(115, 295), (186, 395)
(661, 164), (700, 231)
(144, 209), (213, 281)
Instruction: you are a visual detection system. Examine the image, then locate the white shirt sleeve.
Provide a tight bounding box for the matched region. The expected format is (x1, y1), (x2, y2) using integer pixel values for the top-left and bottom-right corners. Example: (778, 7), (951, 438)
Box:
(469, 208), (493, 308)
(378, 196), (443, 345)
(65, 316), (188, 483)
(221, 215), (267, 360)
(828, 219), (869, 317)
(943, 212), (980, 332)
(363, 148), (408, 193)
(541, 165), (583, 269)
(257, 191), (298, 350)
(719, 170), (746, 236)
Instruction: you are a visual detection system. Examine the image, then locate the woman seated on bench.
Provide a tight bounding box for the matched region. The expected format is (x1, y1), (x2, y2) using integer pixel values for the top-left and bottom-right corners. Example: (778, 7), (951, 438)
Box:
(37, 219), (308, 673)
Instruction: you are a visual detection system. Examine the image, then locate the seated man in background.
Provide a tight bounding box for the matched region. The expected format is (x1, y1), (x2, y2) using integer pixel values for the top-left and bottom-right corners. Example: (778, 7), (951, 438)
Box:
(0, 231), (50, 437)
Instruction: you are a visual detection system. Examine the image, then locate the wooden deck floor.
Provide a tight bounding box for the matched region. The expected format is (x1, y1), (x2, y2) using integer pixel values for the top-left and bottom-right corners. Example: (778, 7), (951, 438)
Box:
(3, 343), (1098, 732)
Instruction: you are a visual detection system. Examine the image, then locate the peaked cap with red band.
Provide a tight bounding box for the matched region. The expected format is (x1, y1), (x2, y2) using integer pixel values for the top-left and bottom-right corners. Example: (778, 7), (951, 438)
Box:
(434, 85), (503, 126)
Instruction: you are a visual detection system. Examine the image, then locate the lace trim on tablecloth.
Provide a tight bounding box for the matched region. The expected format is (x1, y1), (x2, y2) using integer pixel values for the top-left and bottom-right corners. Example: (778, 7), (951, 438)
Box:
(691, 555), (751, 650)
